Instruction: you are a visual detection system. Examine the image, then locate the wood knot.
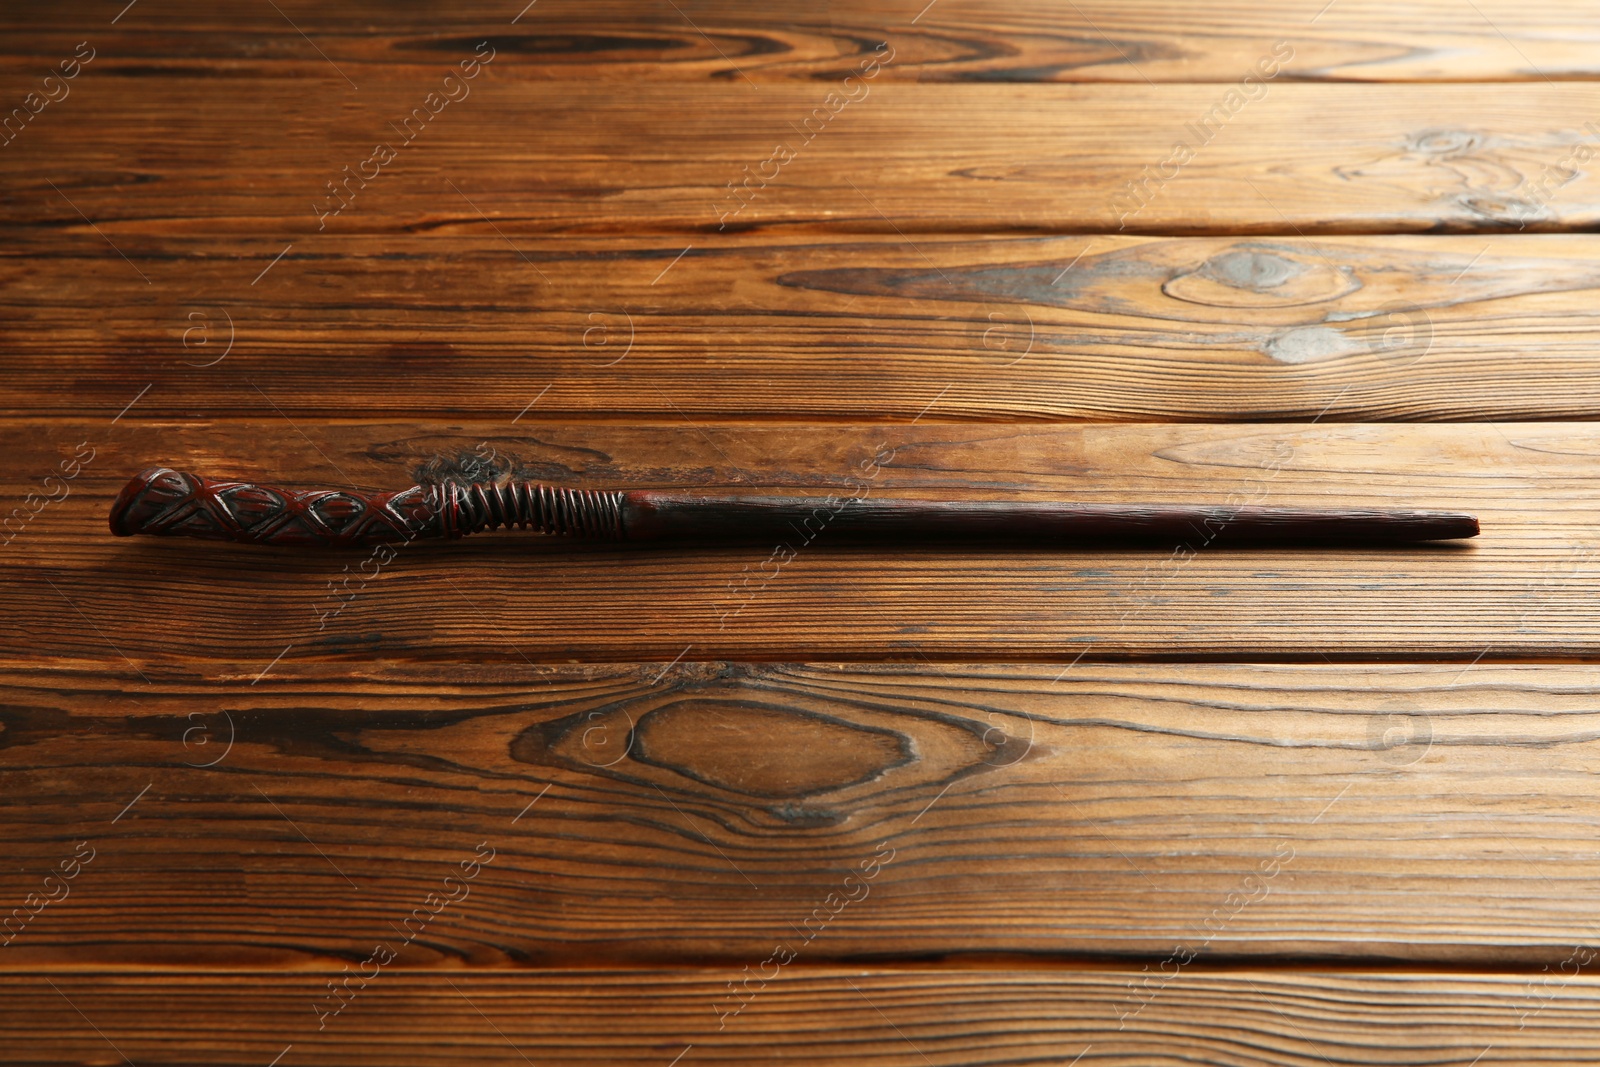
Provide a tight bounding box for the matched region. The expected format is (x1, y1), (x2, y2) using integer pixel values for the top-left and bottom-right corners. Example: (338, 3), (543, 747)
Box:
(1411, 129), (1483, 157)
(631, 699), (911, 799)
(510, 667), (1022, 829)
(1164, 245), (1358, 308)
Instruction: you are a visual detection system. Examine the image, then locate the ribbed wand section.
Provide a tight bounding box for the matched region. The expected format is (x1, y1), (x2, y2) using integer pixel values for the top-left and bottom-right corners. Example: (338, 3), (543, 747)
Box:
(441, 481), (627, 539)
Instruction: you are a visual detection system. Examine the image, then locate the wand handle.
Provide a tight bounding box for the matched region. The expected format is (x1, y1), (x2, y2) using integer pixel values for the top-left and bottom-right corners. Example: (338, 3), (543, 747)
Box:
(108, 467), (625, 546)
(109, 468), (1480, 547)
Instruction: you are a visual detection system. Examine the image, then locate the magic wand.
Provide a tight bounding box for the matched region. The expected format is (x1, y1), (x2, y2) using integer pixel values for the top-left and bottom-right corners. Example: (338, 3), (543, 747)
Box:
(108, 467), (1479, 548)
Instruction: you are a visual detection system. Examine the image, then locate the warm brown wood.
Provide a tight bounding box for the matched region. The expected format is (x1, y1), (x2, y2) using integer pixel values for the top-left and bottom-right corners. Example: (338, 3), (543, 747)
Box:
(9, 3), (1600, 1061)
(14, 233), (1600, 422)
(6, 0), (1598, 83)
(1, 967), (1591, 1065)
(6, 659), (1600, 968)
(7, 80), (1600, 235)
(1, 418), (1590, 662)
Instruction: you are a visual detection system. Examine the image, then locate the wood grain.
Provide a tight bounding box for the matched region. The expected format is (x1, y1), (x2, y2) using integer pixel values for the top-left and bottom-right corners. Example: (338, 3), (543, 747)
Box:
(1, 968), (1590, 1065)
(9, 233), (1600, 422)
(2, 419), (1595, 663)
(12, 233), (1600, 422)
(5, 0), (1598, 83)
(6, 659), (1600, 967)
(6, 80), (1600, 234)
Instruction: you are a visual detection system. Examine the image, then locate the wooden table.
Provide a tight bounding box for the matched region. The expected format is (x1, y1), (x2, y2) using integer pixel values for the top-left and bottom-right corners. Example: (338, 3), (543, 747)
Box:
(6, 2), (1600, 1063)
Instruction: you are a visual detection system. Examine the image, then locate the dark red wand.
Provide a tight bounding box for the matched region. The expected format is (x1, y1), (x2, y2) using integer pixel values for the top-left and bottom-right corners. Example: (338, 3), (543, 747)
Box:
(108, 467), (1479, 548)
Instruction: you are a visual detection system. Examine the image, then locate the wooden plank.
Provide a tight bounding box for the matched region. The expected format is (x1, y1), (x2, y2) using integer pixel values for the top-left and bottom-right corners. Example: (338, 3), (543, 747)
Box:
(1, 968), (1596, 1065)
(2, 419), (1597, 663)
(10, 233), (1600, 422)
(5, 0), (1598, 83)
(5, 659), (1600, 965)
(5, 80), (1600, 234)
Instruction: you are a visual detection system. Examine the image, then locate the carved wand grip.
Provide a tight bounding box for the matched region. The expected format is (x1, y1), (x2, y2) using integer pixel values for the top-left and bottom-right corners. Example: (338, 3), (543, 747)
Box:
(110, 468), (1480, 548)
(108, 467), (624, 547)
